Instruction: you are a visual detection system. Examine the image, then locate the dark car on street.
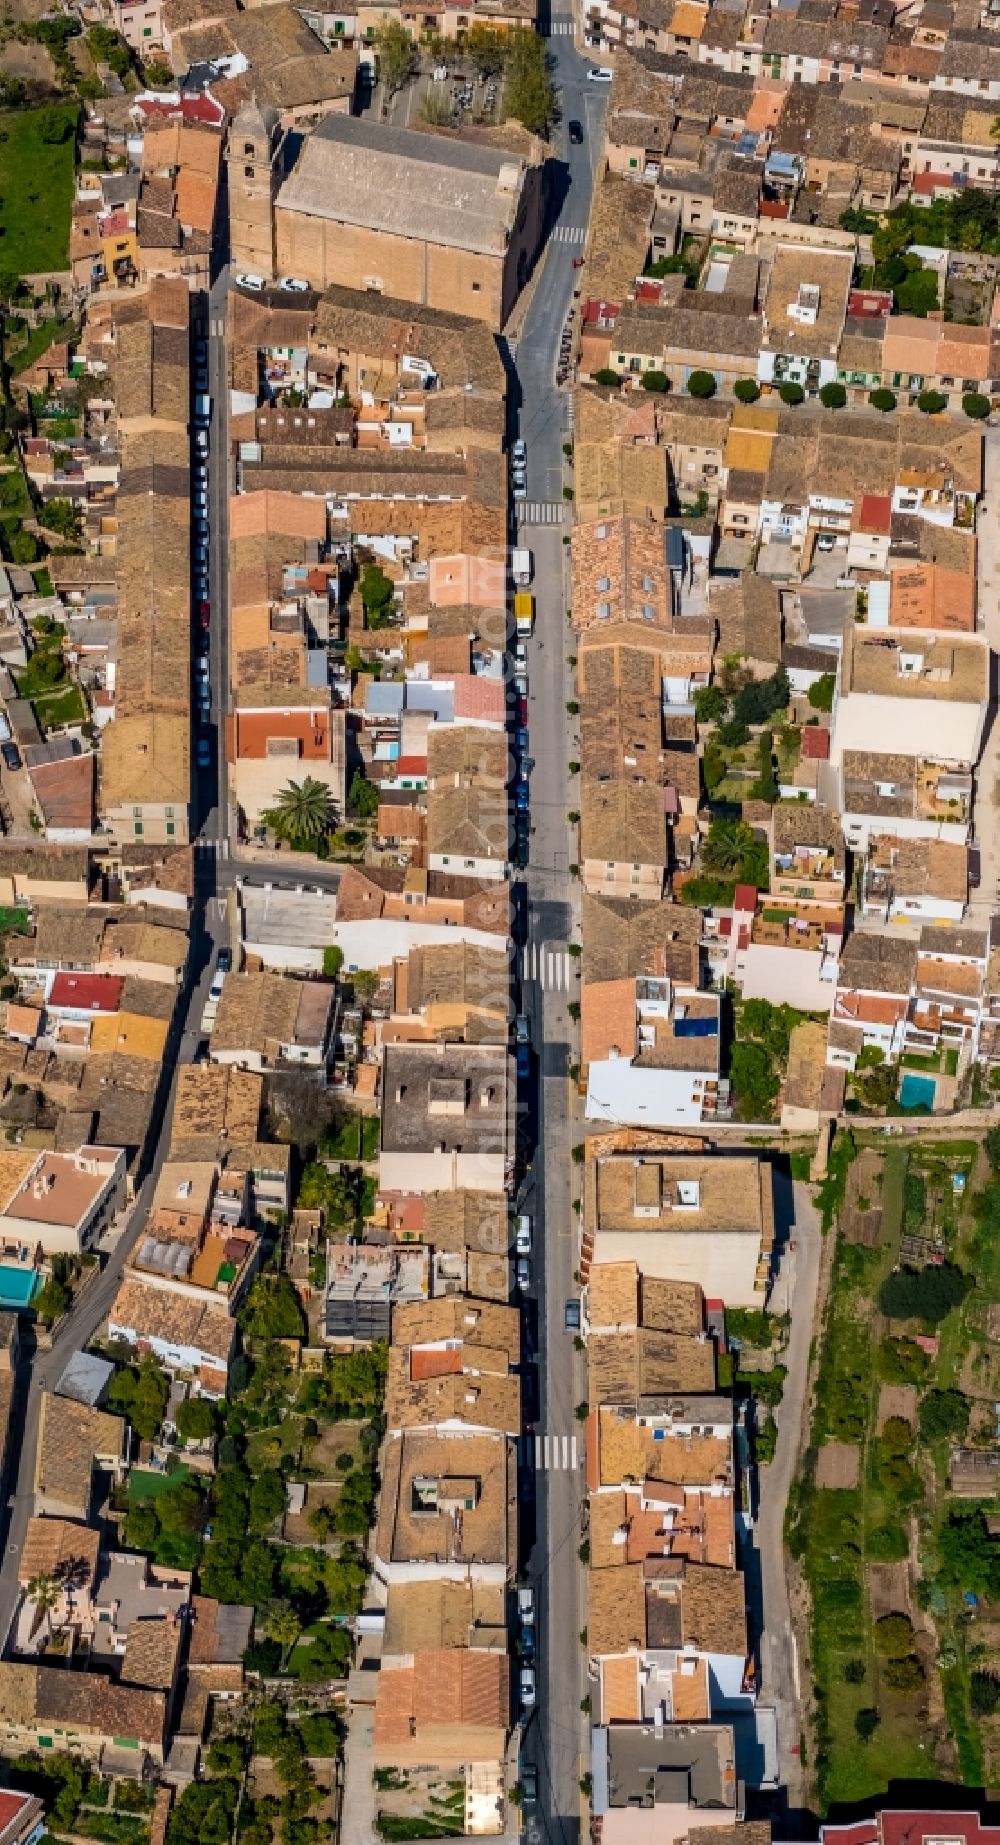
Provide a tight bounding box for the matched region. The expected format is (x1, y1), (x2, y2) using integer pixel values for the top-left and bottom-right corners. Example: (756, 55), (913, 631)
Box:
(568, 119), (583, 143)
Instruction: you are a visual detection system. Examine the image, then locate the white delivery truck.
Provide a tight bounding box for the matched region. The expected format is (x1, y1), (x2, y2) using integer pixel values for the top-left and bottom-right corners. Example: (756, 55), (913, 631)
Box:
(512, 547), (532, 587)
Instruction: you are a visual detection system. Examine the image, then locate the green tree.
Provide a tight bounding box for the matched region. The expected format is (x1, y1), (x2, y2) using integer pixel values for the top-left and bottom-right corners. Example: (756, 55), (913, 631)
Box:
(730, 1042), (780, 1120)
(359, 561), (396, 627)
(779, 381), (804, 406)
(264, 776), (334, 845)
(293, 1624), (351, 1681)
(733, 379), (760, 403)
(963, 391), (991, 420)
(917, 389), (947, 414)
(26, 1570), (60, 1637)
(808, 674), (836, 712)
(7, 527), (39, 566)
(751, 729), (777, 803)
(733, 667), (790, 728)
(937, 1508), (1000, 1596)
(463, 23), (507, 74)
(876, 1335), (930, 1384)
(503, 30), (556, 135)
(594, 369), (620, 388)
(242, 1274), (307, 1341)
(702, 817), (756, 875)
(263, 1600), (302, 1670)
(883, 1656), (924, 1692)
(250, 1470), (288, 1534)
(879, 1415), (913, 1459)
(125, 1503), (159, 1554)
(37, 102), (77, 141)
(687, 370), (717, 398)
(875, 1612), (914, 1659)
(895, 268), (938, 317)
(878, 1261), (970, 1324)
(322, 945), (344, 978)
(641, 370), (669, 393)
(918, 1388), (969, 1444)
(36, 499), (80, 543)
(176, 1396), (217, 1444)
(819, 382), (847, 409)
(855, 1707), (879, 1741)
(693, 684), (727, 723)
(972, 1672), (1000, 1716)
(33, 1272), (71, 1324)
(373, 18), (416, 93)
(347, 771), (379, 820)
(869, 387), (897, 412)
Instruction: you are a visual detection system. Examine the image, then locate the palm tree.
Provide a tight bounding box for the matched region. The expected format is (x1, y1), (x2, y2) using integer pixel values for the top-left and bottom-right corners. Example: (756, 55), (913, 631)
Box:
(26, 1571), (60, 1640)
(702, 818), (755, 875)
(263, 776), (334, 845)
(263, 1599), (302, 1671)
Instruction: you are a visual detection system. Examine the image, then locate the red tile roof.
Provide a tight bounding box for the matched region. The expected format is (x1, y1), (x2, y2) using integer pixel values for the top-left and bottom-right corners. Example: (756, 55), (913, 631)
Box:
(49, 973), (124, 1012)
(801, 725), (831, 760)
(857, 493), (892, 534)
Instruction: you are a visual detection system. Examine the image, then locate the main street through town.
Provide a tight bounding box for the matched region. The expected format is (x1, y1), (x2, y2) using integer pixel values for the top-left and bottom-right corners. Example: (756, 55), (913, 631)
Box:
(513, 29), (607, 1841)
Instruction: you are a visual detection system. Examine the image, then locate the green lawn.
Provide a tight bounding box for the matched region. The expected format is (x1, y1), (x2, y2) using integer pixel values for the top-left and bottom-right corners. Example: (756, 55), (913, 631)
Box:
(33, 684), (86, 728)
(246, 1414), (308, 1473)
(0, 107), (78, 275)
(128, 1464), (191, 1504)
(10, 316), (76, 379)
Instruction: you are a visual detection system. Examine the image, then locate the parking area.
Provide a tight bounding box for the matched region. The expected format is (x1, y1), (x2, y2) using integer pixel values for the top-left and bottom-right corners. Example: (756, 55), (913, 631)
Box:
(375, 64), (506, 129)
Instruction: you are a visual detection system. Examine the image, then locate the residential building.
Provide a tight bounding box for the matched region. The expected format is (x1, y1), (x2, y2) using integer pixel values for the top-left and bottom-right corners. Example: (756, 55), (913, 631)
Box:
(373, 1428), (516, 1588)
(583, 979), (728, 1129)
(107, 1277), (238, 1396)
(209, 971), (334, 1072)
(592, 1723), (746, 1845)
(0, 1664), (166, 1771)
(582, 1151), (775, 1305)
(0, 1146), (125, 1258)
(379, 1043), (513, 1193)
(386, 1297), (521, 1435)
(33, 1396), (128, 1522)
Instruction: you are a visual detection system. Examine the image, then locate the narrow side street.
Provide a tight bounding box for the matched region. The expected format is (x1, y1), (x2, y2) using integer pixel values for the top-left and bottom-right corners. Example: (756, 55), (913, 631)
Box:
(756, 1181), (823, 1818)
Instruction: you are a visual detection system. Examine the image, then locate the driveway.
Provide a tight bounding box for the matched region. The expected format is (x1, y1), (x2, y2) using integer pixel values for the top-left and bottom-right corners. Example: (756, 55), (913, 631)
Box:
(755, 1177), (823, 1814)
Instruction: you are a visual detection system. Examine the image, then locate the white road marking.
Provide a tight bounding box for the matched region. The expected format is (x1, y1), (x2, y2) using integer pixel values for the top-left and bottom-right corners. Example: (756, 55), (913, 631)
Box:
(533, 1433), (579, 1470)
(519, 501), (565, 525)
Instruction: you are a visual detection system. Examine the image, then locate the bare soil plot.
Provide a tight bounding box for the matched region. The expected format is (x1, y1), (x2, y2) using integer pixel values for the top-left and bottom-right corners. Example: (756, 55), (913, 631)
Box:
(816, 1442), (860, 1489)
(309, 1420), (361, 1478)
(868, 1560), (911, 1620)
(877, 1385), (917, 1431)
(282, 1479), (341, 1545)
(842, 1149), (884, 1247)
(0, 38), (56, 87)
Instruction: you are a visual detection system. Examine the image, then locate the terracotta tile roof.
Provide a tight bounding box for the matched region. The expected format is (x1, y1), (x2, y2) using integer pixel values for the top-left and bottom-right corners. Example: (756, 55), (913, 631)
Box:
(374, 1648), (509, 1745)
(18, 1517), (100, 1588)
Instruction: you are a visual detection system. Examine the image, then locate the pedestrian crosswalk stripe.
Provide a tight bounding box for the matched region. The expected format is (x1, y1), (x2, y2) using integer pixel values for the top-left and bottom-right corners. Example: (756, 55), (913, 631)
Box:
(519, 501), (564, 526)
(534, 1434), (579, 1470)
(522, 942), (574, 991)
(552, 224), (585, 245)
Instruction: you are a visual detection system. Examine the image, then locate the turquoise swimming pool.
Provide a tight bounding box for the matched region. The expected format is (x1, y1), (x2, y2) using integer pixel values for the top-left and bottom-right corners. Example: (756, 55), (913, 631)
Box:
(0, 1266), (40, 1307)
(899, 1073), (936, 1112)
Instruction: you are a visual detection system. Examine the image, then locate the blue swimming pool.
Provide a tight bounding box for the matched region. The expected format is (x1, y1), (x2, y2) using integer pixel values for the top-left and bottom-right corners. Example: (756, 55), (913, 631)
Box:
(899, 1073), (936, 1112)
(0, 1266), (40, 1307)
